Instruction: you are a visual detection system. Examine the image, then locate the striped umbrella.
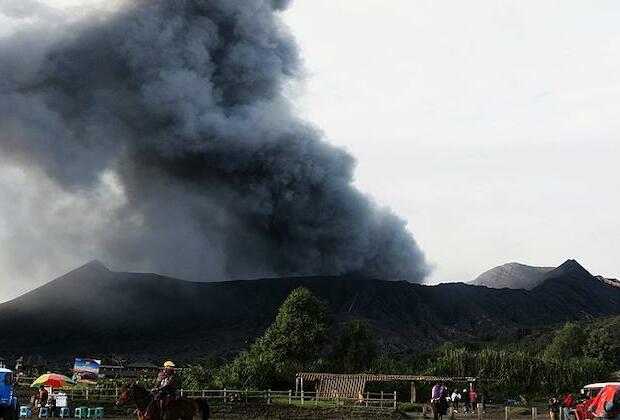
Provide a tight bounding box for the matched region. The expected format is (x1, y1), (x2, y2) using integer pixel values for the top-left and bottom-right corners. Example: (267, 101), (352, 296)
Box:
(31, 373), (77, 388)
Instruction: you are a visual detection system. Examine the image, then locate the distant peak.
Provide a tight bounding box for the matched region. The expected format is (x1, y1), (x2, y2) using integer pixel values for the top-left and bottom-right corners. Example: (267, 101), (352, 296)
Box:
(557, 259), (587, 272)
(72, 260), (110, 274)
(544, 259), (592, 280)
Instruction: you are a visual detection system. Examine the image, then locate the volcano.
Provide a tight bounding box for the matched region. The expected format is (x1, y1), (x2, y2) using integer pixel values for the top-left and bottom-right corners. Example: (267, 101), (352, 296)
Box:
(0, 259), (619, 361)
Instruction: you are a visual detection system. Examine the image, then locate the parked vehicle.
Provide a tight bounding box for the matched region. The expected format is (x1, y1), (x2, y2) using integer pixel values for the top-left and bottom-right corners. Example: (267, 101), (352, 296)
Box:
(589, 384), (620, 419)
(573, 383), (620, 420)
(0, 368), (18, 420)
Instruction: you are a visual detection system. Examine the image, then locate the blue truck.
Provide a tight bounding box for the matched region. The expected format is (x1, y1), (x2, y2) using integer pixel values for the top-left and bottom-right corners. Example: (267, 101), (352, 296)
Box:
(0, 368), (18, 420)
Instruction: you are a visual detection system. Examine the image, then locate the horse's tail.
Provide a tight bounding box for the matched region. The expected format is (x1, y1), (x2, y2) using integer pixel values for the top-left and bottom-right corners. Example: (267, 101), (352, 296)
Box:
(196, 399), (210, 420)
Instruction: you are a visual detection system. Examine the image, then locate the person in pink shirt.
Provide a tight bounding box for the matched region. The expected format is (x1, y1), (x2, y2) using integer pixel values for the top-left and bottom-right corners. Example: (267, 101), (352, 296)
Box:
(469, 388), (479, 413)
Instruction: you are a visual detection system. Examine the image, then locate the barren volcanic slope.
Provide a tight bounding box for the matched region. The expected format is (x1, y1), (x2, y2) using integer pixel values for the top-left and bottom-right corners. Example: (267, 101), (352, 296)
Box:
(0, 260), (619, 361)
(471, 262), (555, 290)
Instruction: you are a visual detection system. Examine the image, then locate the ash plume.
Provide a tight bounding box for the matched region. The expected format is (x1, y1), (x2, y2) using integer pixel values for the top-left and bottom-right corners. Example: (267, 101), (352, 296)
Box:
(0, 0), (429, 288)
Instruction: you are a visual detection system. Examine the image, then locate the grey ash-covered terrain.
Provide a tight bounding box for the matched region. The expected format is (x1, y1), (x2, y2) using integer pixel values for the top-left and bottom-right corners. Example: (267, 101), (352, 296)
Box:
(470, 262), (555, 290)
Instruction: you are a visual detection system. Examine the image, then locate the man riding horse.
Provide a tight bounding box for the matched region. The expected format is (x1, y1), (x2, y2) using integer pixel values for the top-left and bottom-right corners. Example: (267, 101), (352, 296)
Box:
(116, 381), (210, 420)
(154, 361), (179, 416)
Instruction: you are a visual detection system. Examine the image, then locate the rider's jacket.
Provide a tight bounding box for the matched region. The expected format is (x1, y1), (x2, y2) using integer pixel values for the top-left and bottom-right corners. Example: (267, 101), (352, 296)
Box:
(156, 368), (179, 394)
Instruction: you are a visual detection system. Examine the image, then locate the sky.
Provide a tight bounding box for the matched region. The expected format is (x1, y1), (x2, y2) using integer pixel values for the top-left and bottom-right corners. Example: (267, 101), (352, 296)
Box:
(283, 1), (620, 283)
(0, 0), (619, 300)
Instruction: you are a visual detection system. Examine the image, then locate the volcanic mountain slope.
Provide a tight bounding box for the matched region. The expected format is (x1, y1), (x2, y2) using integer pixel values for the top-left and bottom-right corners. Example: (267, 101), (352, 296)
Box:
(595, 276), (620, 289)
(0, 259), (619, 360)
(471, 262), (555, 290)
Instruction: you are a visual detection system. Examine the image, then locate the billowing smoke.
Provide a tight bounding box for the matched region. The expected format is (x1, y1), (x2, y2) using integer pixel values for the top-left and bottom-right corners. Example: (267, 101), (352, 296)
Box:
(0, 0), (429, 290)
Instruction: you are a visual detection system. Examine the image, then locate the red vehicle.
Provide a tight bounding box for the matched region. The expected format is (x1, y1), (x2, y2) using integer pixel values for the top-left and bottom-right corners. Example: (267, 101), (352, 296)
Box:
(589, 384), (620, 419)
(573, 383), (620, 420)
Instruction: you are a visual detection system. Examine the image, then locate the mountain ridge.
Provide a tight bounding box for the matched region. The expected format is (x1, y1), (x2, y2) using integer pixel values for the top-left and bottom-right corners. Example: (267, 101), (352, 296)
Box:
(1, 260), (620, 361)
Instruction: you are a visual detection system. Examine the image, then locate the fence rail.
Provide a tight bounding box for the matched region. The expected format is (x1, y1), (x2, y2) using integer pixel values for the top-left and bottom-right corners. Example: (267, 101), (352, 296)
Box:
(18, 387), (397, 410)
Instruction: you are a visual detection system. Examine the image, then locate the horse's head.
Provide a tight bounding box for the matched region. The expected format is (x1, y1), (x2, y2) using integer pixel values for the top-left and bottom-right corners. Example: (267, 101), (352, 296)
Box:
(116, 385), (134, 406)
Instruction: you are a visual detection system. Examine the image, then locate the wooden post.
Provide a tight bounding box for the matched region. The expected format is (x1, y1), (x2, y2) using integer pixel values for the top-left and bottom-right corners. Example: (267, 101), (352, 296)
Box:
(366, 392), (369, 407)
(245, 388), (248, 403)
(532, 407), (538, 420)
(295, 378), (299, 397)
(223, 388), (227, 402)
(85, 388), (89, 400)
(478, 403), (482, 420)
(267, 389), (271, 405)
(505, 406), (510, 420)
(411, 381), (418, 403)
(301, 380), (304, 406)
(288, 390), (292, 405)
(381, 391), (384, 408)
(393, 391), (397, 410)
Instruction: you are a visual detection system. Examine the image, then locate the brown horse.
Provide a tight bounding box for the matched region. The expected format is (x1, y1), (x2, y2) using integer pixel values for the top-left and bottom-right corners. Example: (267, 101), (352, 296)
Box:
(116, 384), (209, 420)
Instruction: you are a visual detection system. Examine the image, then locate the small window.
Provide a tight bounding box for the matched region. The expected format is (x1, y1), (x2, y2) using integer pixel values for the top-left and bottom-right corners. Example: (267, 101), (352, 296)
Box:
(3, 373), (12, 386)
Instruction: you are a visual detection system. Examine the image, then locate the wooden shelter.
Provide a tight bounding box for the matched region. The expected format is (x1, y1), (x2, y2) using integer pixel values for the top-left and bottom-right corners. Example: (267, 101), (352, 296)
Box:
(295, 372), (478, 402)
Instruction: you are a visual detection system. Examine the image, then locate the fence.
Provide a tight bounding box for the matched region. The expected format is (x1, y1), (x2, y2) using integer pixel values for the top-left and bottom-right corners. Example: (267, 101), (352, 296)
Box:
(35, 387), (398, 410)
(180, 389), (397, 410)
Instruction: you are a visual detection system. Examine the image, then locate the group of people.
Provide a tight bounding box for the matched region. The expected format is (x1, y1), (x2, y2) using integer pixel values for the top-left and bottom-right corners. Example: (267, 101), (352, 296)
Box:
(548, 393), (575, 420)
(431, 383), (487, 420)
(31, 385), (68, 417)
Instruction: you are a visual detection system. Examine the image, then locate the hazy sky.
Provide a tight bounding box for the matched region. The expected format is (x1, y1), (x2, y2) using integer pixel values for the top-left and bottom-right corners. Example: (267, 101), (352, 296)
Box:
(0, 1), (618, 300)
(284, 1), (620, 283)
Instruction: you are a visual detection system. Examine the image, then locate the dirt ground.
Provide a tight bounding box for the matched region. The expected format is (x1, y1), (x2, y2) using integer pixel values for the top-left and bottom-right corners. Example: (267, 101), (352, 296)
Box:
(99, 403), (544, 419)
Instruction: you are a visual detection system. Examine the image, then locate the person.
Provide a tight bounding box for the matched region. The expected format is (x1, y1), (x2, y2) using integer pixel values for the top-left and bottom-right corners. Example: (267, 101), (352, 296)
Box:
(462, 388), (470, 413)
(431, 383), (445, 420)
(481, 390), (488, 414)
(47, 394), (56, 417)
(154, 361), (180, 416)
(470, 388), (478, 414)
(35, 386), (49, 408)
(356, 391), (364, 405)
(451, 389), (461, 413)
(439, 386), (449, 419)
(549, 395), (561, 420)
(562, 393), (575, 420)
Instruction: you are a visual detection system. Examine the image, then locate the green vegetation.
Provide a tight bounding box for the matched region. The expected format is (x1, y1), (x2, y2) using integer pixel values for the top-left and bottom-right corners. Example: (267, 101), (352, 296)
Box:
(332, 319), (377, 373)
(584, 316), (620, 366)
(181, 289), (620, 400)
(542, 322), (587, 361)
(213, 287), (329, 389)
(425, 345), (609, 396)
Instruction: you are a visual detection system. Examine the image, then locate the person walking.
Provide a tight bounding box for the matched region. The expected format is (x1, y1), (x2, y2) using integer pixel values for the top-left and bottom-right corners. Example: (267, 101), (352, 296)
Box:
(431, 383), (446, 420)
(451, 389), (461, 413)
(469, 388), (479, 414)
(562, 393), (575, 420)
(549, 395), (561, 420)
(439, 387), (450, 419)
(462, 388), (470, 413)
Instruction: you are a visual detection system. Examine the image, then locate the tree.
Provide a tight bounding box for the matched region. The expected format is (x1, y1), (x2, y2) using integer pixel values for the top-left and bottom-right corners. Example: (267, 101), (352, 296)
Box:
(216, 287), (329, 389)
(334, 320), (377, 372)
(259, 287), (329, 364)
(180, 365), (216, 390)
(585, 327), (620, 367)
(542, 322), (586, 361)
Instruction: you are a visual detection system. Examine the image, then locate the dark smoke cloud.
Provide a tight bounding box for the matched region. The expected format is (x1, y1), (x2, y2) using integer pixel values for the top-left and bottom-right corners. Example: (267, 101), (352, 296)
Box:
(0, 0), (429, 286)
